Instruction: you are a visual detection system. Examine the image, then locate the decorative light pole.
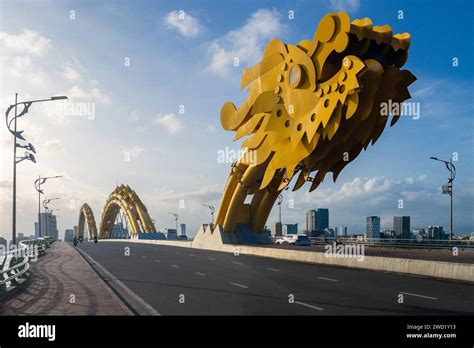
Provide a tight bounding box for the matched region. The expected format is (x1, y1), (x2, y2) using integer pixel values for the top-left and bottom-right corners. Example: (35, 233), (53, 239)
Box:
(168, 212), (179, 233)
(277, 194), (283, 225)
(201, 204), (215, 225)
(5, 94), (67, 244)
(35, 176), (62, 238)
(430, 156), (456, 245)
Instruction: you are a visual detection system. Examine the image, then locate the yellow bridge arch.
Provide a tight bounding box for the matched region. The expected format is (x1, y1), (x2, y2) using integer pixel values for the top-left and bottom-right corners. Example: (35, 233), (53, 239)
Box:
(77, 203), (98, 239)
(98, 184), (156, 238)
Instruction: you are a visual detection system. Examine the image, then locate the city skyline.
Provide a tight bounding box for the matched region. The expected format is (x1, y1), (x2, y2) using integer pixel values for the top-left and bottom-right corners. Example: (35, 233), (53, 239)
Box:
(1, 0), (473, 241)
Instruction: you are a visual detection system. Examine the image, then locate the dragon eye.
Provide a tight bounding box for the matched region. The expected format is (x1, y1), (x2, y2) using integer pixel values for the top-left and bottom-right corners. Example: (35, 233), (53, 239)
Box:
(288, 64), (304, 88)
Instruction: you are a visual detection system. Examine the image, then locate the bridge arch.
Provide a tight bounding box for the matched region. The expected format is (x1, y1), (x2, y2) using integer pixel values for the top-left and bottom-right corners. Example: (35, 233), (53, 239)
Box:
(98, 184), (156, 239)
(77, 203), (98, 240)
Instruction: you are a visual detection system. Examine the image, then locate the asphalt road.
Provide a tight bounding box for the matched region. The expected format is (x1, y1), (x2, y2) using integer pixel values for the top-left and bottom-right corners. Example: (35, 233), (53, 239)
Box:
(77, 241), (474, 315)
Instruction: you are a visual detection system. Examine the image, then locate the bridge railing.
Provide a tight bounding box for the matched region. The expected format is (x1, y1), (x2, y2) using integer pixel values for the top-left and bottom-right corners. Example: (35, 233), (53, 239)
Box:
(270, 235), (473, 251)
(0, 237), (54, 293)
(307, 236), (474, 250)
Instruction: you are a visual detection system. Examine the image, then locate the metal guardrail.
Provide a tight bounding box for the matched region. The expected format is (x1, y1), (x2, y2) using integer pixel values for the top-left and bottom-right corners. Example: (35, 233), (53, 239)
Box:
(269, 235), (473, 250)
(0, 236), (54, 293)
(307, 237), (474, 250)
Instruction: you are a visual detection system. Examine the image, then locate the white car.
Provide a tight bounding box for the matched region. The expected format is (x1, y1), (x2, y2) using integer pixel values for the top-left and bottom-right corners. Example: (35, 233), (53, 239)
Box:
(275, 234), (310, 246)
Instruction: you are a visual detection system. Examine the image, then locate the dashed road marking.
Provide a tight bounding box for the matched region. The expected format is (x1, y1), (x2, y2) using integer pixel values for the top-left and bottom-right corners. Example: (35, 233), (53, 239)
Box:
(317, 276), (338, 282)
(189, 254), (195, 257)
(266, 268), (280, 272)
(400, 292), (437, 300)
(232, 261), (243, 265)
(171, 264), (179, 268)
(230, 282), (248, 289)
(295, 301), (324, 311)
(154, 260), (160, 263)
(208, 257), (216, 261)
(195, 272), (206, 276)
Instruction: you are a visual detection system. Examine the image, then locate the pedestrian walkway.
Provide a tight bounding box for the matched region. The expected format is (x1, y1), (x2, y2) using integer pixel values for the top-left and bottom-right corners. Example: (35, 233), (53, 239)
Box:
(0, 241), (131, 315)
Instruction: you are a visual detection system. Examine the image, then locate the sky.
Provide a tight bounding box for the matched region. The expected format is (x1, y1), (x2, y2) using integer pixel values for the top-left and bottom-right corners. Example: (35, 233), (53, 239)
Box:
(0, 0), (473, 241)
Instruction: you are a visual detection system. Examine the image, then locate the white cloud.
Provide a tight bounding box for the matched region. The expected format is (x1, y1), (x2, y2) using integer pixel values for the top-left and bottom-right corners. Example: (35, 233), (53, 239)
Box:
(122, 145), (144, 159)
(0, 29), (51, 56)
(42, 138), (63, 151)
(165, 10), (202, 38)
(153, 113), (182, 135)
(66, 85), (111, 105)
(327, 0), (360, 12)
(207, 9), (285, 76)
(63, 65), (81, 81)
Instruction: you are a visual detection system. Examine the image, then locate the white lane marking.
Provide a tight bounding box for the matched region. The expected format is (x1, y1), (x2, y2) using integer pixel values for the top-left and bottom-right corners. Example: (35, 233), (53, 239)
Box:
(76, 247), (160, 315)
(232, 261), (243, 265)
(317, 276), (338, 282)
(195, 272), (206, 276)
(154, 260), (160, 263)
(400, 292), (437, 300)
(230, 282), (248, 289)
(171, 264), (179, 268)
(266, 268), (280, 272)
(142, 256), (147, 259)
(295, 301), (324, 311)
(189, 254), (195, 257)
(208, 257), (216, 260)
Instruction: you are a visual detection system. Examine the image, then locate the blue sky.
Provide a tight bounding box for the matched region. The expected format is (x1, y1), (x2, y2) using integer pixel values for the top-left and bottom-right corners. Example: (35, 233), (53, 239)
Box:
(0, 0), (473, 240)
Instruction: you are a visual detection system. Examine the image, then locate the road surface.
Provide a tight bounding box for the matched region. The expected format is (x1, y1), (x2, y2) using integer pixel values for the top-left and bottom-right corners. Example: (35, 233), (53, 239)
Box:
(76, 241), (474, 315)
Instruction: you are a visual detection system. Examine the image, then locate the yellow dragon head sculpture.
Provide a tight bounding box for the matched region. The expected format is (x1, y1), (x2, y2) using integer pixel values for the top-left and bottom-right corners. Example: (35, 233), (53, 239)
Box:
(215, 12), (416, 234)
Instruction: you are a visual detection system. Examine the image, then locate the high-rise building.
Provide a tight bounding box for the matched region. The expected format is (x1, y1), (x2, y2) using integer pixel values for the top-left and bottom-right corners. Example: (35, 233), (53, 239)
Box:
(337, 226), (348, 237)
(306, 210), (317, 233)
(180, 223), (186, 237)
(427, 225), (445, 240)
(273, 222), (283, 237)
(64, 229), (74, 242)
(282, 223), (298, 235)
(316, 209), (329, 230)
(393, 216), (411, 239)
(366, 216), (380, 239)
(34, 212), (58, 239)
(306, 209), (329, 236)
(112, 223), (129, 238)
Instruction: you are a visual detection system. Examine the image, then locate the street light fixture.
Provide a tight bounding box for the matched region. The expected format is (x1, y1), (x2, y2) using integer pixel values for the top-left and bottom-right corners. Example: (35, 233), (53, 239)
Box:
(429, 156), (456, 245)
(168, 212), (179, 233)
(277, 194), (283, 225)
(43, 197), (60, 209)
(201, 204), (215, 225)
(35, 176), (62, 238)
(5, 93), (68, 244)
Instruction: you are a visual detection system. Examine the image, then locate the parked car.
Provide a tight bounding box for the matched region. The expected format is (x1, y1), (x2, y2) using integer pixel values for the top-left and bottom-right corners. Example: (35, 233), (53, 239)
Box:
(275, 234), (310, 246)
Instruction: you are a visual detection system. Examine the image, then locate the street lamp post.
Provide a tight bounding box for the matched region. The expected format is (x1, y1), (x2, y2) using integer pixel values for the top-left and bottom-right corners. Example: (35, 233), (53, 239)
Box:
(35, 177), (62, 238)
(277, 194), (283, 225)
(430, 156), (456, 245)
(5, 94), (67, 244)
(168, 212), (179, 233)
(201, 204), (215, 225)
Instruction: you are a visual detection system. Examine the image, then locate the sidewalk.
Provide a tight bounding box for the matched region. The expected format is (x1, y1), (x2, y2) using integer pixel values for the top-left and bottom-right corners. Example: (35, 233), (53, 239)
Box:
(0, 241), (132, 315)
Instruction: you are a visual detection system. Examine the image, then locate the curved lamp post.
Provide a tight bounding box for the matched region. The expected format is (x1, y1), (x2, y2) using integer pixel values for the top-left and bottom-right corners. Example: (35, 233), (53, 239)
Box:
(168, 212), (179, 234)
(6, 94), (67, 244)
(35, 176), (62, 238)
(430, 156), (456, 245)
(201, 204), (215, 225)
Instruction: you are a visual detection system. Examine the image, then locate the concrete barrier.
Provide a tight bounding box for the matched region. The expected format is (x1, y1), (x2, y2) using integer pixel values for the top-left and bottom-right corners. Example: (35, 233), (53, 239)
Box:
(105, 226), (474, 283)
